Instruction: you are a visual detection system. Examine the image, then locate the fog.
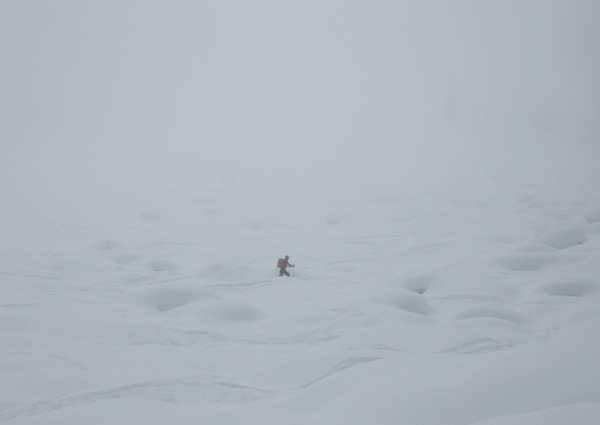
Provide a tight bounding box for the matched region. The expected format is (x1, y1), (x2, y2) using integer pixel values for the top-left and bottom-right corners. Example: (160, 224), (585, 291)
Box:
(2, 1), (599, 221)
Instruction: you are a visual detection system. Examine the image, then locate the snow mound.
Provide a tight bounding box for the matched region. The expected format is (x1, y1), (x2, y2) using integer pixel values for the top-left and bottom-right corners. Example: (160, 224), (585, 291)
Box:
(455, 308), (531, 326)
(112, 253), (139, 265)
(399, 275), (436, 294)
(199, 263), (246, 280)
(534, 226), (588, 249)
(468, 402), (600, 425)
(586, 222), (600, 234)
(382, 291), (432, 315)
(583, 208), (600, 224)
(538, 277), (600, 297)
(301, 330), (600, 425)
(249, 351), (380, 390)
(148, 259), (180, 272)
(0, 399), (252, 425)
(511, 243), (555, 253)
(200, 300), (263, 322)
(122, 283), (213, 312)
(497, 254), (553, 271)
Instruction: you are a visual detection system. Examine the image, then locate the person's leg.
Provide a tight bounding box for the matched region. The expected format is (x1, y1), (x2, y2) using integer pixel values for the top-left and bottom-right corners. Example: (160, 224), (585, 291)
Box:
(283, 269), (290, 277)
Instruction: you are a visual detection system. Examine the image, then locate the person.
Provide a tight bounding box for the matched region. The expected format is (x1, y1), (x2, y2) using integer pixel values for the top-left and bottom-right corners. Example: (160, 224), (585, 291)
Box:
(278, 255), (294, 277)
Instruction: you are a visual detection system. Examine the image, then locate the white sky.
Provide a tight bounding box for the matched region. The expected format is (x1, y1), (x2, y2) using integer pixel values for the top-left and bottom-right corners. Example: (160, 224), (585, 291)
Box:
(1, 1), (599, 210)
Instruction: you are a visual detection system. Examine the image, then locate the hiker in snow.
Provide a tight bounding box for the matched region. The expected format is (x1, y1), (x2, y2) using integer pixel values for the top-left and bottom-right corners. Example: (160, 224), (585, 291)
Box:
(277, 255), (294, 277)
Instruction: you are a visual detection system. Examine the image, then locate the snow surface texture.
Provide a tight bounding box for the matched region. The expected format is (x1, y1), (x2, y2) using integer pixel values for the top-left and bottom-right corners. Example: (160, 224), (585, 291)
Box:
(2, 2), (600, 424)
(2, 182), (600, 425)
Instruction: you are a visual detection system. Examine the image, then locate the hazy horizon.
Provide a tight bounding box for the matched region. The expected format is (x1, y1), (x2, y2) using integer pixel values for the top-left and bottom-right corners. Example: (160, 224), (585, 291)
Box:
(2, 1), (599, 216)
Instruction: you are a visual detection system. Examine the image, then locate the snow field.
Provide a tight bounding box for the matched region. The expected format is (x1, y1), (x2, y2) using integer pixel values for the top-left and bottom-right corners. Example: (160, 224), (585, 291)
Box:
(1, 182), (600, 425)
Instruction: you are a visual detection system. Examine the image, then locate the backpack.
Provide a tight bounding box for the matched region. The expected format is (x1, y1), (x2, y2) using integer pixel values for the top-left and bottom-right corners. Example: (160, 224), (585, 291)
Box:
(277, 258), (285, 268)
